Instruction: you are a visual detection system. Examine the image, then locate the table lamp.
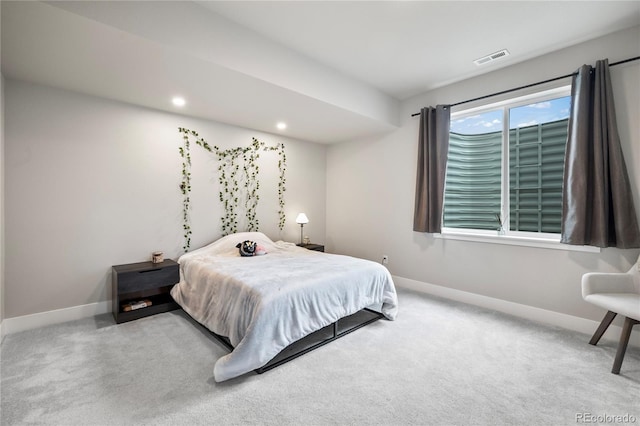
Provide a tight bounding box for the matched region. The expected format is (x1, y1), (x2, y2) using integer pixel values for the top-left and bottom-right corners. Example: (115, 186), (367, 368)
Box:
(295, 213), (309, 245)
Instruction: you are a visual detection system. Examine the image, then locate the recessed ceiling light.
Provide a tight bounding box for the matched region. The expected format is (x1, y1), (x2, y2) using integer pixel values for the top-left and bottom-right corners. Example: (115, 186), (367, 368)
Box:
(172, 97), (186, 107)
(276, 122), (287, 130)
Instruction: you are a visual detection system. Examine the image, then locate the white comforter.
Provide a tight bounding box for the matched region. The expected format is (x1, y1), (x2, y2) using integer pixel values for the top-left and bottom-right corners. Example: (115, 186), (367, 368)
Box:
(170, 232), (398, 382)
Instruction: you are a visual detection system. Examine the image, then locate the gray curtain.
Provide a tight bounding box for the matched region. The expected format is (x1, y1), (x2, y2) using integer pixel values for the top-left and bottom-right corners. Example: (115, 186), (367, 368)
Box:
(561, 59), (640, 248)
(413, 105), (450, 233)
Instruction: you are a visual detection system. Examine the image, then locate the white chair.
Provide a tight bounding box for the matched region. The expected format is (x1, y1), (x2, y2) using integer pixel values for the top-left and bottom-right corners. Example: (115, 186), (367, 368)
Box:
(582, 256), (640, 374)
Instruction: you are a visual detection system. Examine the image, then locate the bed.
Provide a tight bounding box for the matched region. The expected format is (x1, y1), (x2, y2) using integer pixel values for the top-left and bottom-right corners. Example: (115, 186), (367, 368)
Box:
(170, 231), (398, 382)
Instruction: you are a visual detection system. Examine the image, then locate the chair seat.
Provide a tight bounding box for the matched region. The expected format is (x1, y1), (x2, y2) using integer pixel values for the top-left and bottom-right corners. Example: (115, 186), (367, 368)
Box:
(584, 293), (640, 321)
(581, 257), (640, 374)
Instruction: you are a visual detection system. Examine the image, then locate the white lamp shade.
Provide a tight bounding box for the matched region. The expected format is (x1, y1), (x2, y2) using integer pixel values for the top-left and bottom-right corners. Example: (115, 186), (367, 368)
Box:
(295, 213), (309, 224)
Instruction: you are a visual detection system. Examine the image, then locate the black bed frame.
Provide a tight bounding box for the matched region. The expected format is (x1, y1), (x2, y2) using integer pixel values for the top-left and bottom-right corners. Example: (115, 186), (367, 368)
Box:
(209, 308), (384, 374)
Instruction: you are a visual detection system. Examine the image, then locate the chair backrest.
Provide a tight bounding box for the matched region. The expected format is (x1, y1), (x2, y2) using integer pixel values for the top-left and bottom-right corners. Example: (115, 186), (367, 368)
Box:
(629, 254), (640, 293)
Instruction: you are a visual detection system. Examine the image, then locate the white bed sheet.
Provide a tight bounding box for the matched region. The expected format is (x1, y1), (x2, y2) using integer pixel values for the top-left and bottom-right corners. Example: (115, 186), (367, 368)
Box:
(170, 232), (398, 382)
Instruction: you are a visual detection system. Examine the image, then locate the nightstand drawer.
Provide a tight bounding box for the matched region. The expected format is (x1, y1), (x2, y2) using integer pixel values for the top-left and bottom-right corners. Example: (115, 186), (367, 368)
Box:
(117, 266), (179, 293)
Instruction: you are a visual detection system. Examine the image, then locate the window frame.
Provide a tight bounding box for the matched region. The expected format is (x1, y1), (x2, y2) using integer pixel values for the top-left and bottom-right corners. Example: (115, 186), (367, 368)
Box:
(438, 85), (599, 252)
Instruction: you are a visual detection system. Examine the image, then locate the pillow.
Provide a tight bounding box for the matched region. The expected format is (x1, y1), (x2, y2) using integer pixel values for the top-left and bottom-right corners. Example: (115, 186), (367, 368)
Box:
(181, 232), (275, 260)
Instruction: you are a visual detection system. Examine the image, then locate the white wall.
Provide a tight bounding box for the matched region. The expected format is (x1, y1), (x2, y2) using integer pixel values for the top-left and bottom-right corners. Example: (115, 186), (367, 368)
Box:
(1, 0), (5, 336)
(1, 73), (5, 333)
(4, 80), (326, 319)
(326, 26), (640, 323)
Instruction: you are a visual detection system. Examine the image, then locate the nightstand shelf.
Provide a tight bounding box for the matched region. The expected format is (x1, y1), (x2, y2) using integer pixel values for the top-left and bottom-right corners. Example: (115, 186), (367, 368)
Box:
(112, 259), (180, 324)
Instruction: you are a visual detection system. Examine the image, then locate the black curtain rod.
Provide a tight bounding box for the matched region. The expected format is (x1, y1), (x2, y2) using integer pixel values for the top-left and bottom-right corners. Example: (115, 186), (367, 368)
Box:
(410, 56), (640, 117)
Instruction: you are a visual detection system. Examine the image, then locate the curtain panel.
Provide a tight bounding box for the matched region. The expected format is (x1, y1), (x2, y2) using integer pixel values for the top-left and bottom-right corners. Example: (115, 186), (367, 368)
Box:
(413, 105), (451, 233)
(561, 59), (640, 248)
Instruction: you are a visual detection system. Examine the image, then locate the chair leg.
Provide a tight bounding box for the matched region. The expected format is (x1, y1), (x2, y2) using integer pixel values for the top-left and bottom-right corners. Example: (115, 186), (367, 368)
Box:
(612, 317), (639, 375)
(589, 311), (617, 345)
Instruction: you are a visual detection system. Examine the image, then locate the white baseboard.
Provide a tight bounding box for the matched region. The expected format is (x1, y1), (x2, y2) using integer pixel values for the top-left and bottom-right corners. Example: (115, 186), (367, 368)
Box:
(393, 275), (640, 348)
(2, 279), (638, 350)
(2, 301), (111, 336)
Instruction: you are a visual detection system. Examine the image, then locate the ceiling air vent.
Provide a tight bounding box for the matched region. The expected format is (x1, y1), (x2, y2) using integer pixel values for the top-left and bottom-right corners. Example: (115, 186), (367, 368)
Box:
(473, 49), (510, 66)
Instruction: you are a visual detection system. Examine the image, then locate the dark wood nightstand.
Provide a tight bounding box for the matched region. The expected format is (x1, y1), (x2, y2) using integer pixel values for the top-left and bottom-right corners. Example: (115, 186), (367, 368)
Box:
(112, 259), (180, 324)
(297, 243), (325, 252)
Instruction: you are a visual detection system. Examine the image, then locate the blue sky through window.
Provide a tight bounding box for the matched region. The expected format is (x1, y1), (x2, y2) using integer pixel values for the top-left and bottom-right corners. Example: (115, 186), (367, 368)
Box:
(450, 96), (571, 135)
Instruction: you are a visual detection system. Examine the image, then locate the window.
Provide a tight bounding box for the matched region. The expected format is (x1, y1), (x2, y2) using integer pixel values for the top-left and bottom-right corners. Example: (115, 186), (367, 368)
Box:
(442, 87), (571, 239)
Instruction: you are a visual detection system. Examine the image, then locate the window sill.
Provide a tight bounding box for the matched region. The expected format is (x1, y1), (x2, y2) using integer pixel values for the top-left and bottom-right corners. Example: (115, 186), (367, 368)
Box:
(434, 229), (600, 253)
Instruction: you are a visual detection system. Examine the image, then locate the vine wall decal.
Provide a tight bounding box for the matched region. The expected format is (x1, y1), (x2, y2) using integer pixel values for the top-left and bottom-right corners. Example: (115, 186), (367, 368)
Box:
(178, 128), (286, 251)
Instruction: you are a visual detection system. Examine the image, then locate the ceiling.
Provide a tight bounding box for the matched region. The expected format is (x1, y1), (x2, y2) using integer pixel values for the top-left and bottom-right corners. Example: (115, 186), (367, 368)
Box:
(2, 1), (639, 144)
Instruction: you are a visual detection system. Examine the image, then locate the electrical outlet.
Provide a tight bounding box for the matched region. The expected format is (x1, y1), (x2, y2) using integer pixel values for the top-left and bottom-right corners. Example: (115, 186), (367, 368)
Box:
(382, 255), (389, 265)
